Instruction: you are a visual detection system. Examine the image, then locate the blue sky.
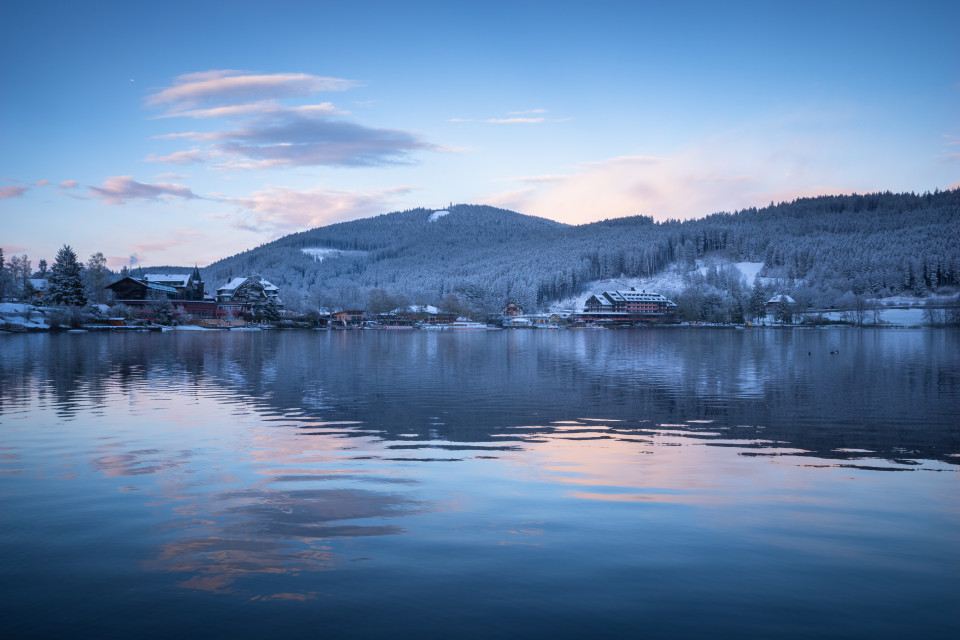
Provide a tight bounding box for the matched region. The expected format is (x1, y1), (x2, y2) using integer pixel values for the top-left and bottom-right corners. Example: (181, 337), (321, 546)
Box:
(2, 0), (958, 269)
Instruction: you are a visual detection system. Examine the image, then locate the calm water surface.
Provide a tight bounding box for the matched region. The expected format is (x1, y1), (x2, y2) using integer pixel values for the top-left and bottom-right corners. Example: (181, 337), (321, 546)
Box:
(1, 329), (958, 639)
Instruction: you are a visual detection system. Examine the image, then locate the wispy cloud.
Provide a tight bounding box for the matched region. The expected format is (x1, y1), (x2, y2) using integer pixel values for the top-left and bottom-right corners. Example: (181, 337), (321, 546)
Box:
(124, 228), (208, 267)
(486, 117), (546, 124)
(59, 180), (79, 189)
(146, 70), (357, 113)
(86, 176), (200, 205)
(225, 185), (416, 233)
(147, 70), (437, 169)
(449, 109), (563, 124)
(153, 101), (344, 120)
(145, 149), (210, 165)
(0, 185), (29, 199)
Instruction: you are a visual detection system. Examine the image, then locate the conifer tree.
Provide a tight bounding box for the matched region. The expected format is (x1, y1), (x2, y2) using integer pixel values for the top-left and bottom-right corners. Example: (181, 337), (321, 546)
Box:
(46, 245), (87, 306)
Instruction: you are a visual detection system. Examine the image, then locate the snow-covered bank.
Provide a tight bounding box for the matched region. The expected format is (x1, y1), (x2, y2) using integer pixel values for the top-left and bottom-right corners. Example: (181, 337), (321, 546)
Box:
(0, 303), (49, 330)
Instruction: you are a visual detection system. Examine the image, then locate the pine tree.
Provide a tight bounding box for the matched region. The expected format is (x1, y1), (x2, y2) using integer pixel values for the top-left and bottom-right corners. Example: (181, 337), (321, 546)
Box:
(261, 298), (281, 322)
(0, 248), (9, 300)
(46, 245), (87, 306)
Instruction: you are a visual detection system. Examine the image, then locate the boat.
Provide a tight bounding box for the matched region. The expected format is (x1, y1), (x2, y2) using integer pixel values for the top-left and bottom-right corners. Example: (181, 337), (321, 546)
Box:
(449, 320), (490, 330)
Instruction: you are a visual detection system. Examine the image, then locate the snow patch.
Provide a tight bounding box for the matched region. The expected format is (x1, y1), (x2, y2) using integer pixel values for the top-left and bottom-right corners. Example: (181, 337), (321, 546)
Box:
(428, 210), (450, 222)
(302, 248), (366, 262)
(735, 262), (764, 283)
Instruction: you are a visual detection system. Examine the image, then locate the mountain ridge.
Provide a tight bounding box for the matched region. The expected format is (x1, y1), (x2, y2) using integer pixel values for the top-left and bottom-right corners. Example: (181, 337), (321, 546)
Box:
(155, 191), (958, 315)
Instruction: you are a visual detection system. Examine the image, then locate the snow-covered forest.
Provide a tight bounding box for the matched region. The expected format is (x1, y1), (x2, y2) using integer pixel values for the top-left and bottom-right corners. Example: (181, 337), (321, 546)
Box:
(4, 190), (957, 322)
(198, 190), (959, 316)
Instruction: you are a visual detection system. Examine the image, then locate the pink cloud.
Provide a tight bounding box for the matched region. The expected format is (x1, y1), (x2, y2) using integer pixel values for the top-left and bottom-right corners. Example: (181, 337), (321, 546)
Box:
(144, 149), (209, 165)
(226, 185), (417, 233)
(155, 101), (343, 120)
(146, 71), (436, 169)
(34, 179), (50, 186)
(146, 70), (356, 112)
(87, 176), (199, 205)
(0, 185), (29, 199)
(481, 135), (867, 225)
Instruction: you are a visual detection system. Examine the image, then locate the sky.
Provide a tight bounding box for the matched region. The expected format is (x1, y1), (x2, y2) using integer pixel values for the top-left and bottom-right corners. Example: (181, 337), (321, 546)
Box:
(2, 0), (958, 269)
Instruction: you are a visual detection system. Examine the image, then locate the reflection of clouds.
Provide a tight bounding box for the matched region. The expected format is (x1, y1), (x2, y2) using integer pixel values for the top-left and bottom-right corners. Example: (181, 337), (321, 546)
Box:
(148, 483), (428, 594)
(503, 419), (820, 506)
(92, 449), (192, 477)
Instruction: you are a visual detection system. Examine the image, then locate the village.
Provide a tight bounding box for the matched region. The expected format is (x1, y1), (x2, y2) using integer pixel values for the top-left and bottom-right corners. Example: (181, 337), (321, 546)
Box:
(1, 264), (830, 331)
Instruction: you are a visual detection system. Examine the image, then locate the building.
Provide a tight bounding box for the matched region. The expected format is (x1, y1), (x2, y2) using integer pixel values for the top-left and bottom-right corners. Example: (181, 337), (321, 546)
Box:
(142, 267), (206, 300)
(501, 302), (524, 317)
(580, 288), (677, 323)
(332, 310), (365, 327)
(215, 275), (282, 316)
(105, 266), (218, 319)
(28, 278), (48, 299)
(766, 294), (796, 324)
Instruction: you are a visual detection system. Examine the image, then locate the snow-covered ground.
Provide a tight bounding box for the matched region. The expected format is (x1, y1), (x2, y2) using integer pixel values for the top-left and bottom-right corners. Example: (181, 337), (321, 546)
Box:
(815, 309), (926, 326)
(551, 261), (764, 312)
(0, 302), (49, 329)
(428, 210), (450, 222)
(301, 248), (367, 262)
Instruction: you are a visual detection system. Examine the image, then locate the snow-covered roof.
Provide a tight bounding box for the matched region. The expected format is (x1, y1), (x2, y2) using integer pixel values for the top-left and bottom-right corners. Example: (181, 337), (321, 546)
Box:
(767, 294), (796, 304)
(407, 304), (440, 314)
(217, 275), (279, 293)
(604, 290), (673, 303)
(144, 281), (178, 294)
(143, 274), (191, 286)
(28, 278), (48, 289)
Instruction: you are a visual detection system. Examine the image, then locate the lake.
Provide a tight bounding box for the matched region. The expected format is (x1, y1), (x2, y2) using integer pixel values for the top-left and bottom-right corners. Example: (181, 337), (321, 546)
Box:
(1, 328), (957, 639)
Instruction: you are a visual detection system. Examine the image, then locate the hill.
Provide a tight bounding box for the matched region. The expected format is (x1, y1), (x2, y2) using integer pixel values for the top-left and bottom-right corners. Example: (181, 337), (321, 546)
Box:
(196, 191), (960, 315)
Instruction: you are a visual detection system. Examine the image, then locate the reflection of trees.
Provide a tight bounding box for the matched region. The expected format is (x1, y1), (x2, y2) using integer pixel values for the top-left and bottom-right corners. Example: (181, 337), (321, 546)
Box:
(2, 329), (957, 465)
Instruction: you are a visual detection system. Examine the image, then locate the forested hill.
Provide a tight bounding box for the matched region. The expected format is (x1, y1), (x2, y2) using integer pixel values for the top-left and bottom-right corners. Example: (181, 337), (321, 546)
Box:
(199, 191), (960, 313)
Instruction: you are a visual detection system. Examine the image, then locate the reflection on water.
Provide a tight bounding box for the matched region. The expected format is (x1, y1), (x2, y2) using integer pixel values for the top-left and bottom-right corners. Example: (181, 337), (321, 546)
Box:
(0, 330), (958, 638)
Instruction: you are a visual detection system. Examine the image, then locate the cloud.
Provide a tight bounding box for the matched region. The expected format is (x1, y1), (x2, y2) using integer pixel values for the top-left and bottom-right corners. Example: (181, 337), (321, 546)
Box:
(147, 70), (438, 169)
(125, 229), (207, 265)
(146, 70), (356, 113)
(480, 132), (862, 225)
(449, 109), (562, 124)
(0, 185), (29, 199)
(214, 114), (438, 169)
(154, 101), (343, 120)
(34, 179), (50, 186)
(485, 117), (546, 124)
(145, 149), (210, 165)
(86, 176), (200, 205)
(153, 172), (188, 181)
(226, 185), (417, 233)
